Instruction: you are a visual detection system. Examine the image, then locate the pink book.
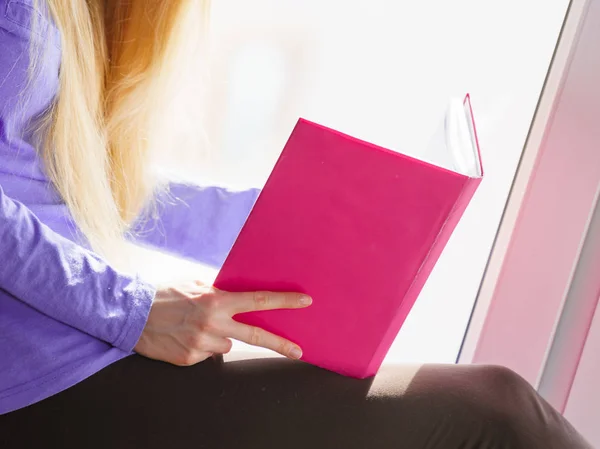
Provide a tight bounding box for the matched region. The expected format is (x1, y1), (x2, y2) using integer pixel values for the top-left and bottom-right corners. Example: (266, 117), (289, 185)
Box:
(214, 95), (483, 378)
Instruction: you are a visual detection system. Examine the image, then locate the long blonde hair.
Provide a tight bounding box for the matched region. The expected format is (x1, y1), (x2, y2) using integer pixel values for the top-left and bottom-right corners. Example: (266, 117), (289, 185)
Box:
(33, 0), (209, 256)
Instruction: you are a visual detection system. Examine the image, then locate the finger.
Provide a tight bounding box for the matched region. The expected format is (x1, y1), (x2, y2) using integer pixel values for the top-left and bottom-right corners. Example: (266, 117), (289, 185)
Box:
(204, 336), (233, 354)
(226, 322), (302, 359)
(226, 291), (312, 314)
(187, 333), (233, 354)
(174, 351), (213, 367)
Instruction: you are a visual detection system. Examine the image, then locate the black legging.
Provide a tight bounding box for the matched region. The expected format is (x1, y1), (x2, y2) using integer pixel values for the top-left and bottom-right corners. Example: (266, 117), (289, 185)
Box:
(0, 353), (592, 449)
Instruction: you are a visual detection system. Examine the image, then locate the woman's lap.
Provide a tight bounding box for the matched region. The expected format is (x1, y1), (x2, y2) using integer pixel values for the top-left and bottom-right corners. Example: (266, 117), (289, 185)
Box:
(0, 354), (591, 449)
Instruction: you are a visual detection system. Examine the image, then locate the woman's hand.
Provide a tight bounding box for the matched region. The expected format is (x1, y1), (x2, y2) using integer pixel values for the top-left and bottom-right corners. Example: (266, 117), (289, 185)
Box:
(134, 280), (312, 366)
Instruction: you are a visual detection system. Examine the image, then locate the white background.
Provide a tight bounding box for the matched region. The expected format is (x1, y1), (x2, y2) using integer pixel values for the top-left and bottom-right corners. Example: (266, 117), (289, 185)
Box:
(151, 0), (570, 363)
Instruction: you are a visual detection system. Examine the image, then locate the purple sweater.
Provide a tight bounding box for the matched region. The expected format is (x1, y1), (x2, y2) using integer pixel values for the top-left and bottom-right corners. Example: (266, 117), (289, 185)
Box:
(0, 0), (258, 414)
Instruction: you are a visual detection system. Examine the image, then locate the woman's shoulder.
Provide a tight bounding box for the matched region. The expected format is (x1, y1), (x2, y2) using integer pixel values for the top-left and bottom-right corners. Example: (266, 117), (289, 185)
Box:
(0, 0), (60, 48)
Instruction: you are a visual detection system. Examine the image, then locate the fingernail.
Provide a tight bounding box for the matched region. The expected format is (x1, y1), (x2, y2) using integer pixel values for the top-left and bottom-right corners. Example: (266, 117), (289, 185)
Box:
(299, 296), (312, 306)
(290, 347), (303, 359)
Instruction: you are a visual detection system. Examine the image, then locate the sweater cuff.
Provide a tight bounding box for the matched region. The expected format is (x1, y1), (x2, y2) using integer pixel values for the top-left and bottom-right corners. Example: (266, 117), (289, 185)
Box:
(113, 277), (156, 353)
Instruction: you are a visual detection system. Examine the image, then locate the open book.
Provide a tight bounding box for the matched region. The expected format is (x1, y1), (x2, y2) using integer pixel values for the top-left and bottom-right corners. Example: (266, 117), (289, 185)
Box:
(214, 95), (483, 378)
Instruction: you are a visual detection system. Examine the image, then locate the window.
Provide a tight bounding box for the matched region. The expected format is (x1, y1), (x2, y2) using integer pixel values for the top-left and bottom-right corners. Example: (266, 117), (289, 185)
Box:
(151, 0), (571, 363)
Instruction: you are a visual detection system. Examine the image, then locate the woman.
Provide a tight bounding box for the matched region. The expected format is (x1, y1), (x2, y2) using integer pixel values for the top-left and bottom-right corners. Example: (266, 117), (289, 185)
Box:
(0, 1), (592, 448)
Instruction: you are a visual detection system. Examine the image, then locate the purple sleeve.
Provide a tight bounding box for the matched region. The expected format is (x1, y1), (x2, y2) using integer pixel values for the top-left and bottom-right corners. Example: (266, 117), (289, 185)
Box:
(0, 186), (155, 353)
(132, 183), (260, 268)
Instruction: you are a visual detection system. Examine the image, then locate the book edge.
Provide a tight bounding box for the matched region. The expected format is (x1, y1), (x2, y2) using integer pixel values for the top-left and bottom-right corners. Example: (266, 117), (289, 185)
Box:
(363, 175), (482, 377)
(297, 117), (483, 180)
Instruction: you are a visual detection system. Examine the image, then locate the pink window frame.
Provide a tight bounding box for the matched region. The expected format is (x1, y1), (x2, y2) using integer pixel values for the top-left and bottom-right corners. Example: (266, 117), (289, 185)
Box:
(459, 0), (600, 394)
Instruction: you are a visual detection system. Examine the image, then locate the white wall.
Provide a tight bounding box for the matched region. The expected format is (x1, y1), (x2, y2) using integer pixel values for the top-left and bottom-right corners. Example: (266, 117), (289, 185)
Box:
(159, 0), (570, 363)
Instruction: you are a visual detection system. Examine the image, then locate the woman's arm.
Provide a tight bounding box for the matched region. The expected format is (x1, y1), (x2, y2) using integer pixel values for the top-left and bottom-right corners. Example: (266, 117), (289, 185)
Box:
(132, 183), (260, 268)
(0, 186), (155, 353)
(0, 12), (154, 353)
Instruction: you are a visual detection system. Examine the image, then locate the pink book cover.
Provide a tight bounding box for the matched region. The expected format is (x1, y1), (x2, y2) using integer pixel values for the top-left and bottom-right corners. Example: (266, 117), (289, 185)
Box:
(214, 95), (483, 378)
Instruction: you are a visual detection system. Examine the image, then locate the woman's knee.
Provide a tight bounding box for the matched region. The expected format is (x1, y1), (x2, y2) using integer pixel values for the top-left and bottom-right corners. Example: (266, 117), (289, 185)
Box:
(461, 365), (537, 419)
(410, 364), (534, 412)
(474, 365), (533, 398)
(386, 364), (536, 447)
(458, 365), (583, 448)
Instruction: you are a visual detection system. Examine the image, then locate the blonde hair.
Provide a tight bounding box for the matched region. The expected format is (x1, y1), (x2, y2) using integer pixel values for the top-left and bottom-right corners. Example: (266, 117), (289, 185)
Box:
(32, 0), (209, 257)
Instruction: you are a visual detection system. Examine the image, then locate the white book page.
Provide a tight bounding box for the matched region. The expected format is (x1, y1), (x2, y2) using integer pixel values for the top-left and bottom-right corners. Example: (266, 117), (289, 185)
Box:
(421, 98), (481, 178)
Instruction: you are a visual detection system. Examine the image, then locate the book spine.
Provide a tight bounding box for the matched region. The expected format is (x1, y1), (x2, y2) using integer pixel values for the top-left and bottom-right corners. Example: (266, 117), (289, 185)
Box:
(364, 175), (482, 378)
